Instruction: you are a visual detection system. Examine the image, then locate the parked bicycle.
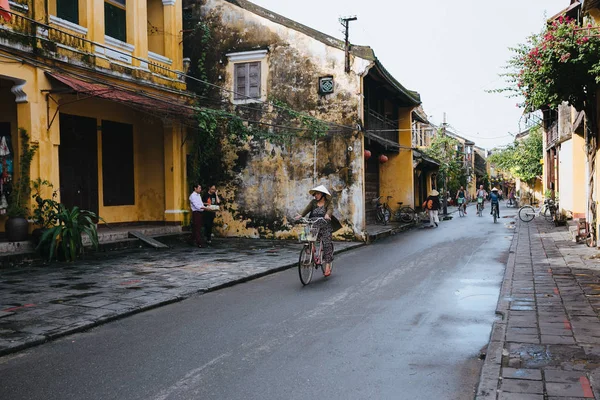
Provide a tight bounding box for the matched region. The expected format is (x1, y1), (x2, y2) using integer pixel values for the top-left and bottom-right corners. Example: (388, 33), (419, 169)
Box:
(518, 199), (556, 223)
(394, 201), (416, 223)
(296, 217), (332, 285)
(373, 196), (392, 225)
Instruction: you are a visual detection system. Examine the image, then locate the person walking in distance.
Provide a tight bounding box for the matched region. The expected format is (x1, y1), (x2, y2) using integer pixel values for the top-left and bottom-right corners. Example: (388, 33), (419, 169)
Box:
(189, 184), (207, 248)
(202, 185), (221, 245)
(422, 189), (441, 228)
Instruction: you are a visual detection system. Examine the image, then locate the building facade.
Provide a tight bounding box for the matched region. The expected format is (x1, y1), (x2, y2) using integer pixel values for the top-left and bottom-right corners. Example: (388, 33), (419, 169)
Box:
(0, 0), (192, 231)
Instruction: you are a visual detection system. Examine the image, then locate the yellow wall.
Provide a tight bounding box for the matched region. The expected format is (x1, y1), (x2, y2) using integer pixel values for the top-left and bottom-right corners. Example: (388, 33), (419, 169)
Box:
(147, 0), (165, 56)
(380, 107), (415, 208)
(59, 96), (166, 222)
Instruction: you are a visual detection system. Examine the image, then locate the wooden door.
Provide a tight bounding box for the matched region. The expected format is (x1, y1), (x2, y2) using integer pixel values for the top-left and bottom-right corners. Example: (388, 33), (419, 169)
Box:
(59, 113), (98, 214)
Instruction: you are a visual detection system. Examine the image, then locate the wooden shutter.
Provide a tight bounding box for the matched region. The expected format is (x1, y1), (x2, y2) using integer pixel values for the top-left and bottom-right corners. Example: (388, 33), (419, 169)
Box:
(234, 64), (247, 100)
(248, 62), (261, 99)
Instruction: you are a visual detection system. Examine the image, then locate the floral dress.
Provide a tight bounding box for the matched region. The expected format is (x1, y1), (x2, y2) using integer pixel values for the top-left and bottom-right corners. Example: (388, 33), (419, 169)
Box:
(310, 205), (334, 263)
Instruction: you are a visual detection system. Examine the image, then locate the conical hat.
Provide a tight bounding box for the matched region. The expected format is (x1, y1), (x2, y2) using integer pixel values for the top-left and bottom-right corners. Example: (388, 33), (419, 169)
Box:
(429, 189), (439, 196)
(309, 185), (331, 200)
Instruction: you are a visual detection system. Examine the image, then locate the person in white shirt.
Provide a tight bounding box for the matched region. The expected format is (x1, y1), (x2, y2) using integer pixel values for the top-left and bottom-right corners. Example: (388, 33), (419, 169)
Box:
(189, 184), (207, 247)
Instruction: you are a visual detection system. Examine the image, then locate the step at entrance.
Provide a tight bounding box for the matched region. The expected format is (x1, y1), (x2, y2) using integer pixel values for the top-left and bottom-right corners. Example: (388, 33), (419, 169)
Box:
(128, 231), (169, 249)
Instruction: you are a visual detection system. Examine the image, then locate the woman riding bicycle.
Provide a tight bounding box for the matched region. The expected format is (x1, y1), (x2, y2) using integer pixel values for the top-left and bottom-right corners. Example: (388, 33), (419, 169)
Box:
(295, 185), (334, 276)
(456, 186), (467, 215)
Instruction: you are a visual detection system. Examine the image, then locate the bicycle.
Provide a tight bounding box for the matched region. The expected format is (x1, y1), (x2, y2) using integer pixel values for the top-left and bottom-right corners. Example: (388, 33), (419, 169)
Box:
(491, 202), (499, 223)
(296, 217), (332, 285)
(373, 196), (392, 225)
(394, 201), (416, 223)
(518, 199), (555, 223)
(476, 197), (484, 217)
(457, 198), (466, 217)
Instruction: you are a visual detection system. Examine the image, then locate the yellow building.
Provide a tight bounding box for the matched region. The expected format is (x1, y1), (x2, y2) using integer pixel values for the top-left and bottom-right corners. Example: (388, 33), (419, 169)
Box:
(0, 0), (192, 232)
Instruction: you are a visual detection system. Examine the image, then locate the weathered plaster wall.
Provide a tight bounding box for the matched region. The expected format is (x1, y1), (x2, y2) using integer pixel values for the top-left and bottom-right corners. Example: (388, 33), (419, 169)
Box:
(196, 0), (372, 239)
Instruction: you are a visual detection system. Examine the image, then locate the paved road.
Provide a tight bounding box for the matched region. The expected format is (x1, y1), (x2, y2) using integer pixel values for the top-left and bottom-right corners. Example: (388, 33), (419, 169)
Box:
(0, 203), (515, 400)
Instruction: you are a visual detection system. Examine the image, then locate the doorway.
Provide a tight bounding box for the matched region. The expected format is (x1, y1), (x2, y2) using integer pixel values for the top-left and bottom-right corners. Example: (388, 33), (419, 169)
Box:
(59, 113), (98, 214)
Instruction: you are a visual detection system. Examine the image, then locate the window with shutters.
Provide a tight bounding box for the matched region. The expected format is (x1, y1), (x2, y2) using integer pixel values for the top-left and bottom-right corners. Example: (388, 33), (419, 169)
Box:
(56, 0), (79, 24)
(226, 50), (268, 104)
(234, 62), (261, 100)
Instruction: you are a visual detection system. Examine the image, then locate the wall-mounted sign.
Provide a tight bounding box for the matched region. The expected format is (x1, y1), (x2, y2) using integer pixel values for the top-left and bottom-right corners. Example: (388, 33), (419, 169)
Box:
(319, 76), (334, 95)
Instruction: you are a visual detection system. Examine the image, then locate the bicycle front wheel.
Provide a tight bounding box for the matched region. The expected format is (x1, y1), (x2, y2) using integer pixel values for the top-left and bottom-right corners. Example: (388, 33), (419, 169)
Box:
(458, 205), (464, 217)
(383, 208), (391, 225)
(298, 244), (314, 285)
(519, 206), (535, 223)
(398, 206), (415, 222)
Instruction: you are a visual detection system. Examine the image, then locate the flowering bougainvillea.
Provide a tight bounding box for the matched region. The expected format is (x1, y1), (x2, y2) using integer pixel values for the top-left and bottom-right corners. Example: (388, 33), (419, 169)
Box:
(500, 15), (600, 112)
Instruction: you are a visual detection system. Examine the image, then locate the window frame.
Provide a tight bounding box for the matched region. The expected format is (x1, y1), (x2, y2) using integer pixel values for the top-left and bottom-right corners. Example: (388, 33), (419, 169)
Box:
(226, 50), (268, 105)
(104, 0), (127, 43)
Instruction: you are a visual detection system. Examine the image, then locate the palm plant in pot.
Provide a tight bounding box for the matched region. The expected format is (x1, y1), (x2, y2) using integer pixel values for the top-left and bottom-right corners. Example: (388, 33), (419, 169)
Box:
(30, 178), (58, 245)
(36, 204), (102, 262)
(5, 129), (38, 242)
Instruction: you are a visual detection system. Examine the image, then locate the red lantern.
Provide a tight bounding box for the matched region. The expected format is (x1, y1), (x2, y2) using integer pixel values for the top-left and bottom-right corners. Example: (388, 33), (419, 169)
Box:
(379, 154), (388, 164)
(364, 150), (372, 160)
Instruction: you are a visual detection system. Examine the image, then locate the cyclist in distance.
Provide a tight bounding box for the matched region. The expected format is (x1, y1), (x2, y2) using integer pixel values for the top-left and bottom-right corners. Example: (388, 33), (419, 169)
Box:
(489, 187), (500, 217)
(295, 185), (334, 276)
(476, 185), (487, 211)
(456, 185), (467, 215)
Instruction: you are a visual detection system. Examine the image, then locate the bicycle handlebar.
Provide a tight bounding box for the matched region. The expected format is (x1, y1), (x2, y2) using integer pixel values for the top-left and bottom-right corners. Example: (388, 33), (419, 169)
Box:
(295, 217), (327, 224)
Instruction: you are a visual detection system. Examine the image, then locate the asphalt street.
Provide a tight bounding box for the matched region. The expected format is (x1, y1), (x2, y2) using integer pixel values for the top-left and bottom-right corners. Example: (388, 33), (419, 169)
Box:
(0, 203), (515, 400)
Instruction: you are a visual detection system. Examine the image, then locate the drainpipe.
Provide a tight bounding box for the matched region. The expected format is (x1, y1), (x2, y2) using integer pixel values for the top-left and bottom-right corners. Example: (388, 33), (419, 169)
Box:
(313, 138), (317, 185)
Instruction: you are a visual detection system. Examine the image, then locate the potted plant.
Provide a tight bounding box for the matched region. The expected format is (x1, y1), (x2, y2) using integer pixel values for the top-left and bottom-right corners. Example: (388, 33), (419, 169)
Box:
(5, 129), (38, 242)
(30, 178), (58, 245)
(37, 204), (102, 262)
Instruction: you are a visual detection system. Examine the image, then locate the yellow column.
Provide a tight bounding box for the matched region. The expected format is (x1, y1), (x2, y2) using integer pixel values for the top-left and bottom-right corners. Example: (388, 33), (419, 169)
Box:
(163, 121), (186, 223)
(380, 107), (415, 208)
(89, 0), (105, 44)
(128, 0), (148, 65)
(162, 0), (182, 71)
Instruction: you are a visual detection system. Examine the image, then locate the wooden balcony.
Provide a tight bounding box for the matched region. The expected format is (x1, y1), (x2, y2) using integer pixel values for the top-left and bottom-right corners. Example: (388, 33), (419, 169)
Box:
(366, 110), (398, 143)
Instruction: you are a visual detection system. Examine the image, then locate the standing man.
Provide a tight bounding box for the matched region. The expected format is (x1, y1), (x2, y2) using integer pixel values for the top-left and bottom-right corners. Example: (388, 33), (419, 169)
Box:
(189, 183), (206, 248)
(202, 185), (221, 245)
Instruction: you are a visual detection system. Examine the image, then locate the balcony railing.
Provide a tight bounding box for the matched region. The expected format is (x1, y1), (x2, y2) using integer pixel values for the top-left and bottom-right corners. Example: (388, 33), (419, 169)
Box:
(366, 110), (398, 143)
(0, 10), (182, 84)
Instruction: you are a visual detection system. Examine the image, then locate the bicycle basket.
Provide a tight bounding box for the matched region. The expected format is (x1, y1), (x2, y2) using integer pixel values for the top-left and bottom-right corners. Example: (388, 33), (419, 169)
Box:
(300, 224), (320, 242)
(477, 197), (484, 204)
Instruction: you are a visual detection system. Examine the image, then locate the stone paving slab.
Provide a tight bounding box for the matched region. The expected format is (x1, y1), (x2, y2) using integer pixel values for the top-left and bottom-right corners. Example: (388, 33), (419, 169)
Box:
(0, 236), (362, 356)
(476, 216), (600, 399)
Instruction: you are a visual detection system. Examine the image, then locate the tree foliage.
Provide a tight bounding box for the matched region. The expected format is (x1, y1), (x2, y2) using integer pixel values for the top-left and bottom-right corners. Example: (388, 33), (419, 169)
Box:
(497, 15), (600, 113)
(488, 128), (543, 183)
(423, 133), (467, 193)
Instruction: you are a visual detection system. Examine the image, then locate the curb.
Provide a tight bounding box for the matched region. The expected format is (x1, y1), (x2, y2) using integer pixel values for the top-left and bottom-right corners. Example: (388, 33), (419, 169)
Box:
(475, 221), (519, 399)
(0, 242), (365, 357)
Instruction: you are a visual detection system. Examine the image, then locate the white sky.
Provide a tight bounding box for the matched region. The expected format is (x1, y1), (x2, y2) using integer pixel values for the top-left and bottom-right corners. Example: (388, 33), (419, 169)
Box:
(250, 0), (569, 149)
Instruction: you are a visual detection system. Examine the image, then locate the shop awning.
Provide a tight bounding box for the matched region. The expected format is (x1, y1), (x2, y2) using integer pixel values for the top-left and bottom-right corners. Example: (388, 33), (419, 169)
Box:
(46, 72), (195, 122)
(413, 148), (440, 168)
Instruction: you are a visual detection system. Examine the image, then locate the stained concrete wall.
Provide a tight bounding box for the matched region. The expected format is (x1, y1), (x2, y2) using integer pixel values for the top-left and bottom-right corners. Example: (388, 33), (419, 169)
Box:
(195, 0), (374, 240)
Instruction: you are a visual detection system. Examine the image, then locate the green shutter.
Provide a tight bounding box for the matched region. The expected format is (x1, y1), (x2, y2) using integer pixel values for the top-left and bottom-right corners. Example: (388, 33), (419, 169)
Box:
(104, 2), (127, 42)
(57, 0), (79, 24)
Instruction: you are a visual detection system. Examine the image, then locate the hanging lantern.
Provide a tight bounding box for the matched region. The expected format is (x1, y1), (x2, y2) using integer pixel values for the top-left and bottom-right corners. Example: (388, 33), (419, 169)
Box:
(379, 154), (388, 164)
(364, 150), (372, 160)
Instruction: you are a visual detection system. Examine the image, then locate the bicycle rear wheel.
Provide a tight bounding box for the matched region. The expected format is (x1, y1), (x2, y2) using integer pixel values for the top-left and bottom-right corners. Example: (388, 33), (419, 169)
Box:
(493, 206), (497, 223)
(298, 244), (314, 285)
(519, 206), (535, 222)
(398, 206), (415, 222)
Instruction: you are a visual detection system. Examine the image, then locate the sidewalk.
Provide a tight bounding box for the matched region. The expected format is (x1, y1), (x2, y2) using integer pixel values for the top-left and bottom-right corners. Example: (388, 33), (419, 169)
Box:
(477, 215), (600, 399)
(0, 236), (362, 356)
